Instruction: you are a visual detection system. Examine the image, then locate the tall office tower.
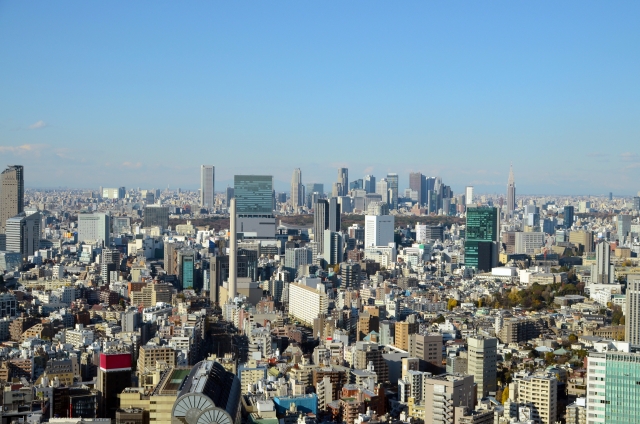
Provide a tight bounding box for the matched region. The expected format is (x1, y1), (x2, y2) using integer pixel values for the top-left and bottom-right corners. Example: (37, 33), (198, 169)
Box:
(323, 230), (343, 265)
(0, 165), (24, 234)
(594, 241), (614, 284)
(364, 175), (376, 194)
(228, 198), (237, 302)
(225, 186), (234, 207)
(563, 205), (575, 228)
(506, 164), (516, 215)
(306, 183), (324, 197)
(337, 168), (348, 196)
(587, 351), (640, 424)
(97, 352), (132, 418)
(617, 214), (632, 242)
(200, 165), (215, 209)
(375, 178), (389, 205)
(290, 168), (303, 209)
(465, 207), (499, 272)
(409, 172), (423, 206)
(465, 186), (474, 206)
(234, 175), (275, 238)
(101, 248), (120, 285)
(77, 212), (111, 246)
(625, 274), (640, 347)
(314, 199), (340, 253)
(5, 212), (40, 258)
(177, 249), (196, 289)
(387, 173), (398, 209)
(633, 196), (640, 211)
(329, 197), (341, 232)
(364, 215), (395, 248)
(467, 336), (497, 399)
(144, 205), (169, 229)
(349, 179), (363, 190)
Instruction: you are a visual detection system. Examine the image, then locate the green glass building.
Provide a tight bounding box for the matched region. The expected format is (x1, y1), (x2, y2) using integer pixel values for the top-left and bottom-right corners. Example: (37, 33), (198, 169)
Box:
(588, 352), (640, 424)
(234, 175), (274, 217)
(465, 206), (498, 271)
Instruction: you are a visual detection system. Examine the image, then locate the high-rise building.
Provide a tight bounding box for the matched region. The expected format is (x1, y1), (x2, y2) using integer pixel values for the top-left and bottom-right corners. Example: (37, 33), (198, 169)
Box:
(337, 168), (348, 197)
(633, 196), (640, 212)
(594, 241), (615, 284)
(364, 215), (395, 248)
(569, 230), (594, 253)
(394, 315), (418, 351)
(464, 207), (499, 271)
(97, 352), (132, 418)
(77, 212), (111, 246)
(0, 165), (24, 234)
(507, 164), (516, 215)
(587, 350), (640, 424)
(200, 165), (215, 209)
(409, 172), (423, 206)
(323, 230), (343, 265)
(290, 168), (303, 210)
(564, 205), (575, 228)
(625, 274), (640, 347)
(465, 186), (474, 206)
(364, 175), (376, 194)
(314, 199), (340, 254)
(387, 173), (398, 210)
(617, 214), (632, 242)
(177, 249), (196, 289)
(467, 336), (497, 399)
(5, 212), (40, 258)
(375, 178), (389, 205)
(514, 232), (545, 254)
(144, 205), (169, 229)
(225, 187), (234, 207)
(285, 247), (312, 280)
(234, 175), (275, 237)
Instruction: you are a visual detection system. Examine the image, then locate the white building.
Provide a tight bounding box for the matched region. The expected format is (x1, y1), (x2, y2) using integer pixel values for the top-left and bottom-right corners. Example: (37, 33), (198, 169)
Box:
(288, 282), (328, 326)
(514, 232), (545, 254)
(77, 212), (111, 246)
(365, 215), (395, 248)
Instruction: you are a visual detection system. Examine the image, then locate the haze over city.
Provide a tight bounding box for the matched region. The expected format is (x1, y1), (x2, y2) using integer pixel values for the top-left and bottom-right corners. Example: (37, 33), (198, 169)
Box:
(2, 1), (640, 195)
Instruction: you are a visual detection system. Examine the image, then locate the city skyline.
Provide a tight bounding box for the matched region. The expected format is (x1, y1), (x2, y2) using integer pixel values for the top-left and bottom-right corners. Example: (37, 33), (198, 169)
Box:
(1, 2), (640, 194)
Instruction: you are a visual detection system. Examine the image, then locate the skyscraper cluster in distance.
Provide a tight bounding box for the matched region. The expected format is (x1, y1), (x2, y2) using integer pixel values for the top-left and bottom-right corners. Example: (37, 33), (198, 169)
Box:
(2, 161), (640, 424)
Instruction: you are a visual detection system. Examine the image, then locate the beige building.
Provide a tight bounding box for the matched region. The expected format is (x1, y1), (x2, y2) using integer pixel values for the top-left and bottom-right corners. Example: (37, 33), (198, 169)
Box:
(137, 345), (176, 387)
(506, 374), (557, 424)
(395, 315), (418, 351)
(0, 166), (23, 234)
(569, 230), (594, 253)
(467, 336), (497, 399)
(130, 283), (173, 307)
(288, 282), (328, 326)
(409, 333), (442, 368)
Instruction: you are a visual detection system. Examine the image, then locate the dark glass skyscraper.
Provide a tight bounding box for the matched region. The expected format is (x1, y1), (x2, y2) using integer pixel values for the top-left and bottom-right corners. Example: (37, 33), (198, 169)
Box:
(563, 206), (574, 229)
(465, 206), (498, 271)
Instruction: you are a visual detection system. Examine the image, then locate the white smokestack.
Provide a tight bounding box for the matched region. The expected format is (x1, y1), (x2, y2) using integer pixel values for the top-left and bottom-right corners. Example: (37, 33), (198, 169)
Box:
(228, 197), (237, 303)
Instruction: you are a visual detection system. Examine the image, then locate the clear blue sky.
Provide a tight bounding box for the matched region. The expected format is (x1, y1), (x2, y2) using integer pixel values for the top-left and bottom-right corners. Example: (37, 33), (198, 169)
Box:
(1, 1), (639, 195)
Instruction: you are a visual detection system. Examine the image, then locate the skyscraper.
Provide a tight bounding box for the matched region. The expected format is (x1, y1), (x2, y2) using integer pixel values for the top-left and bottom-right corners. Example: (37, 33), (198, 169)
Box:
(323, 230), (343, 265)
(507, 164), (516, 215)
(225, 186), (234, 207)
(617, 214), (632, 242)
(409, 172), (423, 206)
(364, 175), (376, 194)
(464, 206), (499, 271)
(465, 186), (474, 206)
(97, 352), (132, 418)
(0, 165), (24, 234)
(376, 178), (389, 205)
(290, 168), (303, 210)
(387, 173), (398, 210)
(144, 205), (169, 229)
(200, 165), (215, 209)
(234, 175), (275, 238)
(314, 198), (340, 253)
(467, 336), (497, 399)
(594, 241), (614, 284)
(625, 274), (640, 347)
(5, 212), (40, 258)
(563, 205), (574, 228)
(337, 168), (348, 197)
(364, 215), (395, 248)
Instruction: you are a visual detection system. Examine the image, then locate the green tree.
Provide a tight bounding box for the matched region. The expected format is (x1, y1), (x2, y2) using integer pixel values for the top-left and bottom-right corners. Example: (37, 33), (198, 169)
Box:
(568, 334), (578, 343)
(545, 352), (555, 363)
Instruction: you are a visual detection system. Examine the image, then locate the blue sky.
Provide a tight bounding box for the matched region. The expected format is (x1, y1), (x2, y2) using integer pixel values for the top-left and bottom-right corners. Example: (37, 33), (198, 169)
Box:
(1, 1), (639, 195)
